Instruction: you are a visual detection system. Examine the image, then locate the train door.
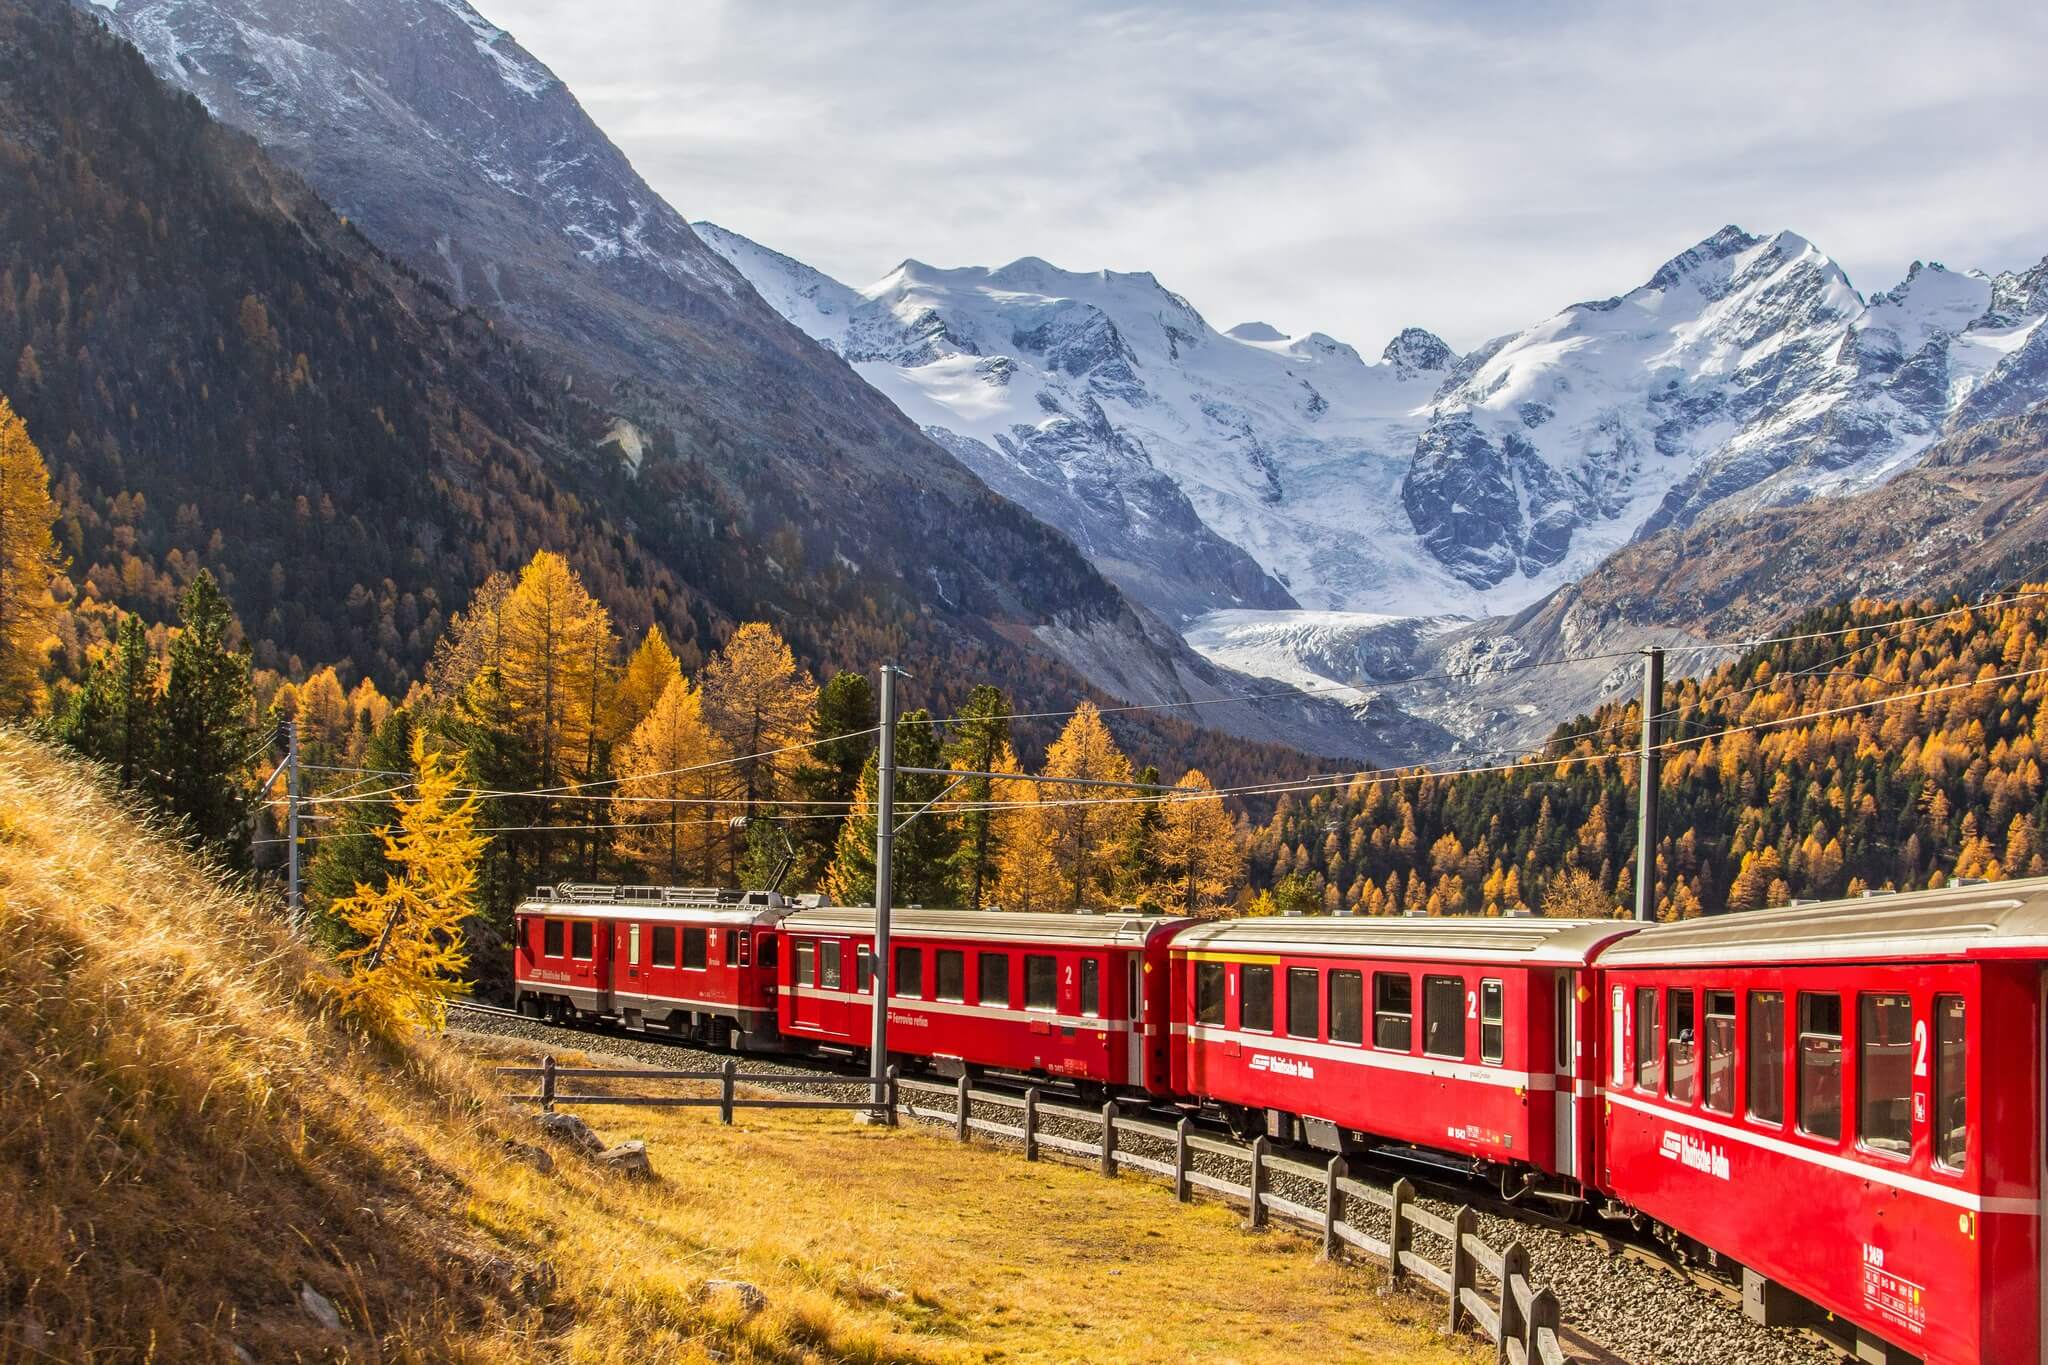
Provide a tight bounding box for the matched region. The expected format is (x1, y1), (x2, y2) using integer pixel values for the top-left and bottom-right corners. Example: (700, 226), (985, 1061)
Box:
(1553, 969), (1577, 1179)
(1127, 951), (1146, 1086)
(790, 938), (825, 1030)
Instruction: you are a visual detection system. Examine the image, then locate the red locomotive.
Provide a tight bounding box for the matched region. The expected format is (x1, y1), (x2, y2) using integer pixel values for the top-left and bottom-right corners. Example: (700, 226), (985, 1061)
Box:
(509, 876), (2048, 1364)
(513, 884), (805, 1049)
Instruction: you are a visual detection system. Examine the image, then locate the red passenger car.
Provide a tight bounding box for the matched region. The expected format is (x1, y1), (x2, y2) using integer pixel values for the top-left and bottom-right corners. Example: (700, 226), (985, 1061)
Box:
(776, 907), (1193, 1095)
(1596, 883), (2048, 1365)
(1170, 915), (1639, 1192)
(513, 884), (798, 1049)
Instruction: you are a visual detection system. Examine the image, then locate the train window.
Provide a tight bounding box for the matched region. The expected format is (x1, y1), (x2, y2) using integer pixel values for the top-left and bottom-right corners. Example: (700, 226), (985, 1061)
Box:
(1422, 976), (1466, 1060)
(1241, 965), (1274, 1032)
(936, 950), (965, 1002)
(1329, 970), (1364, 1045)
(629, 924), (641, 966)
(1080, 958), (1101, 1017)
(682, 927), (707, 970)
(820, 941), (843, 991)
(1374, 973), (1413, 1051)
(1287, 968), (1319, 1038)
(795, 940), (815, 988)
(1025, 955), (1057, 1010)
(571, 921), (594, 961)
(1195, 961), (1226, 1025)
(1935, 995), (1966, 1171)
(1748, 991), (1784, 1125)
(894, 946), (922, 997)
(757, 935), (777, 969)
(1480, 979), (1504, 1064)
(1796, 992), (1843, 1141)
(856, 945), (873, 992)
(1666, 989), (1697, 1103)
(1634, 988), (1659, 1090)
(978, 952), (1009, 1007)
(1703, 991), (1736, 1114)
(1857, 993), (1912, 1158)
(544, 919), (564, 958)
(724, 929), (738, 964)
(651, 925), (677, 968)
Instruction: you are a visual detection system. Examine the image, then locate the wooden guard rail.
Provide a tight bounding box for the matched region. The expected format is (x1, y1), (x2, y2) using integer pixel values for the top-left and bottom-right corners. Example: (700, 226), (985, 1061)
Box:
(498, 1058), (1566, 1361)
(894, 1075), (1568, 1364)
(498, 1055), (899, 1125)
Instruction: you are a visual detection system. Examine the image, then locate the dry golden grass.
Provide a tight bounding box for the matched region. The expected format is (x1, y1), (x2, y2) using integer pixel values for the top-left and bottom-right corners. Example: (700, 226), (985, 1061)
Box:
(0, 730), (1479, 1363)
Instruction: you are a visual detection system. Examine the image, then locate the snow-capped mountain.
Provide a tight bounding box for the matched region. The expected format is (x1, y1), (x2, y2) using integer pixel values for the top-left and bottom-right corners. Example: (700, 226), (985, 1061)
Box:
(703, 222), (2048, 634)
(697, 221), (1467, 624)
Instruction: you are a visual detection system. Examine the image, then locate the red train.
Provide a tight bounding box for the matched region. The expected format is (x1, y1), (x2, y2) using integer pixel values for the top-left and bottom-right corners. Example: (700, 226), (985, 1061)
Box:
(514, 878), (2048, 1365)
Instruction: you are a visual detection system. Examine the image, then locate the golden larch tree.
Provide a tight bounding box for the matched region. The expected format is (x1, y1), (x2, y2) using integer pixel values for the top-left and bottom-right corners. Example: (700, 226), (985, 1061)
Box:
(612, 623), (681, 738)
(499, 550), (615, 792)
(0, 394), (60, 715)
(1038, 701), (1138, 909)
(327, 734), (486, 1036)
(610, 675), (728, 882)
(989, 786), (1065, 913)
(1148, 769), (1243, 917)
(698, 621), (818, 802)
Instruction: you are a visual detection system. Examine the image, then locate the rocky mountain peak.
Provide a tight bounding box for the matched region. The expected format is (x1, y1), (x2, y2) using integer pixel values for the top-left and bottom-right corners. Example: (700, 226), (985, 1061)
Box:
(1227, 321), (1287, 342)
(1381, 327), (1454, 375)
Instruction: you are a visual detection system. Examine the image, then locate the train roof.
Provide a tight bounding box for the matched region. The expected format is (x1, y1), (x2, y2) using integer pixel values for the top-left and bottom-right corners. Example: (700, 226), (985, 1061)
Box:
(515, 883), (808, 927)
(1171, 913), (1641, 965)
(1600, 877), (2048, 966)
(781, 906), (1193, 948)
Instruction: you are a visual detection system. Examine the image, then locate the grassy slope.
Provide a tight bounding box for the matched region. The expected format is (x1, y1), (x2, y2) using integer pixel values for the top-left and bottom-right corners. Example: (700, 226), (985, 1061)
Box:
(0, 731), (1473, 1363)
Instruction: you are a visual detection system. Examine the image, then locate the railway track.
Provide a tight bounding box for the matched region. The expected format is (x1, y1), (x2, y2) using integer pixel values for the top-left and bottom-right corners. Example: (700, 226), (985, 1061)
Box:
(446, 1000), (1848, 1365)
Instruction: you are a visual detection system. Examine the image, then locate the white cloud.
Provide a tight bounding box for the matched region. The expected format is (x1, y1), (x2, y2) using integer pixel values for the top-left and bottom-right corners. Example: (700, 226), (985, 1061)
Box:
(484, 0), (2048, 353)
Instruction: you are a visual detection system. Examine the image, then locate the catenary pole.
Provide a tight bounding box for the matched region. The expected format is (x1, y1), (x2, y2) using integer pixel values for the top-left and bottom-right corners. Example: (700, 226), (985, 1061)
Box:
(287, 716), (303, 930)
(1636, 646), (1663, 922)
(870, 664), (900, 1107)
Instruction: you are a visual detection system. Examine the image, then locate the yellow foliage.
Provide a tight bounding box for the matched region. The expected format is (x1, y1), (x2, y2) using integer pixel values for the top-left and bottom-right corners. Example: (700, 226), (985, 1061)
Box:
(0, 393), (60, 715)
(326, 733), (484, 1037)
(611, 674), (729, 883)
(698, 621), (818, 801)
(1148, 769), (1244, 917)
(1037, 701), (1137, 909)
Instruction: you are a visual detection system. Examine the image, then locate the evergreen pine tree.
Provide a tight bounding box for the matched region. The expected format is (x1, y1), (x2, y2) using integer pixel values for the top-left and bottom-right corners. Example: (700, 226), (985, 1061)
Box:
(56, 611), (157, 788)
(791, 670), (876, 887)
(151, 572), (253, 857)
(305, 707), (417, 948)
(824, 708), (958, 906)
(942, 683), (1012, 909)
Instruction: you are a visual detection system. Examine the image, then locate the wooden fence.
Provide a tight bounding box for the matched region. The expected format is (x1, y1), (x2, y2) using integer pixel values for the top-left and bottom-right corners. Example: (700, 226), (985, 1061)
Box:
(499, 1060), (1567, 1364)
(498, 1056), (899, 1125)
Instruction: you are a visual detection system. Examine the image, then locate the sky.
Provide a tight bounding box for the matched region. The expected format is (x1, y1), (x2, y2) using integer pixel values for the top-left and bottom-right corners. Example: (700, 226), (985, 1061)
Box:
(484, 0), (2048, 354)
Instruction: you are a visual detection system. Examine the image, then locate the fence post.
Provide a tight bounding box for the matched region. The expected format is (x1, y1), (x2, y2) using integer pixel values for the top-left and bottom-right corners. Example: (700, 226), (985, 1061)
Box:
(1247, 1136), (1269, 1228)
(720, 1058), (736, 1126)
(1498, 1242), (1529, 1362)
(956, 1073), (971, 1143)
(1448, 1206), (1477, 1335)
(1023, 1087), (1040, 1161)
(884, 1064), (900, 1128)
(1100, 1101), (1118, 1177)
(1387, 1178), (1414, 1289)
(1321, 1155), (1347, 1260)
(1526, 1286), (1559, 1360)
(540, 1055), (556, 1112)
(1174, 1117), (1192, 1202)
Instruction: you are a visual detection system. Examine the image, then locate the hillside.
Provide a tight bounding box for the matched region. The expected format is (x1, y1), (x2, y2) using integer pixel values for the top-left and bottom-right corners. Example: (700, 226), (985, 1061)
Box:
(0, 729), (1466, 1362)
(1256, 587), (2048, 918)
(56, 0), (1388, 761)
(0, 0), (1351, 780)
